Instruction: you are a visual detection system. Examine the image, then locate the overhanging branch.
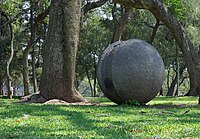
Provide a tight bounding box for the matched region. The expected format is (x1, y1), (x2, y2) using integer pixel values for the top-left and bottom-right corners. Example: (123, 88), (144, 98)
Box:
(82, 0), (109, 14)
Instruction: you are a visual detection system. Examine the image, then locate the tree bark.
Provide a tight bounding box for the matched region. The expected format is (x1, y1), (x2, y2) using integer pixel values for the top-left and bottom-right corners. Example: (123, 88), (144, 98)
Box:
(85, 66), (94, 96)
(166, 64), (185, 96)
(93, 55), (97, 97)
(0, 13), (2, 96)
(32, 45), (38, 93)
(111, 8), (132, 43)
(83, 0), (109, 14)
(114, 0), (200, 97)
(40, 0), (86, 102)
(22, 47), (31, 96)
(167, 65), (170, 90)
(174, 45), (180, 96)
(22, 2), (34, 96)
(0, 67), (3, 96)
(6, 20), (14, 99)
(148, 19), (161, 44)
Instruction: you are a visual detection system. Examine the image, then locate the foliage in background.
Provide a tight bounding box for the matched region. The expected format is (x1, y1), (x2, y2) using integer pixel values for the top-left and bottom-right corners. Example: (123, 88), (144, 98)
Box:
(0, 0), (200, 97)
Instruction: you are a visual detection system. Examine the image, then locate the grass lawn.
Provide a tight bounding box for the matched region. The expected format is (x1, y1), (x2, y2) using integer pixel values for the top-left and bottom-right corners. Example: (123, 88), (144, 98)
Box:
(0, 96), (199, 139)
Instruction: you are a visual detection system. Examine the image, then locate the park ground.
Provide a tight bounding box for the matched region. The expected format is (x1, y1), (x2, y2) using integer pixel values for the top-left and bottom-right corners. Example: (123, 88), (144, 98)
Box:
(0, 97), (199, 139)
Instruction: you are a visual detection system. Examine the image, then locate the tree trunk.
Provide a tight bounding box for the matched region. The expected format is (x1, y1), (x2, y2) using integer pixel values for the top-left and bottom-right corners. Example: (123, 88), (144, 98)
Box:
(167, 77), (176, 96)
(167, 64), (186, 96)
(114, 0), (200, 97)
(111, 8), (132, 43)
(22, 3), (34, 96)
(0, 13), (2, 96)
(93, 53), (97, 97)
(32, 45), (38, 93)
(85, 66), (94, 97)
(148, 19), (161, 44)
(174, 45), (179, 96)
(0, 67), (3, 96)
(22, 49), (30, 96)
(198, 89), (200, 104)
(6, 21), (14, 99)
(40, 0), (86, 102)
(159, 88), (163, 96)
(167, 65), (170, 90)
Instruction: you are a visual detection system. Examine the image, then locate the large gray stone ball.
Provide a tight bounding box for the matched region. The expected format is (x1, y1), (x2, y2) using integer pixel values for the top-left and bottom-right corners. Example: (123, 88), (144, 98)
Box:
(97, 39), (164, 105)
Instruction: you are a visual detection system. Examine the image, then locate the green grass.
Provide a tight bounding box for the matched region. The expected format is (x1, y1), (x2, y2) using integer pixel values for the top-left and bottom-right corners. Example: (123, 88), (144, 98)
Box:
(0, 97), (199, 139)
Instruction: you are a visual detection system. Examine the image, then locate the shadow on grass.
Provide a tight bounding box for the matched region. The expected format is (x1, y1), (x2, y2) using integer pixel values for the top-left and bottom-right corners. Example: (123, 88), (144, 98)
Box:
(0, 103), (133, 138)
(0, 99), (199, 138)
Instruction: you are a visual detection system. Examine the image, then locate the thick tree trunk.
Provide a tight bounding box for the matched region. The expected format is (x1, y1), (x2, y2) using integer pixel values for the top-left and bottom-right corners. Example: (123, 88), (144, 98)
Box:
(40, 0), (86, 102)
(114, 0), (200, 97)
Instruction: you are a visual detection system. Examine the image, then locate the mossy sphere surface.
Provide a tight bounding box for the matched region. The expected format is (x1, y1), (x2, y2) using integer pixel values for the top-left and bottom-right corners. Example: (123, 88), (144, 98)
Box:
(97, 39), (164, 104)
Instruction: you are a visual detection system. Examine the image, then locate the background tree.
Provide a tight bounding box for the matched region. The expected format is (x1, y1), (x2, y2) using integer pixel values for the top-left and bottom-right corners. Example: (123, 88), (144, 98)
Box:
(22, 0), (49, 96)
(113, 0), (200, 101)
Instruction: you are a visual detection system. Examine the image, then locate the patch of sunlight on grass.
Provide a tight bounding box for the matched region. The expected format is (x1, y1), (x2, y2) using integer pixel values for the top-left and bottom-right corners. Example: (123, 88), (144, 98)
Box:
(0, 97), (199, 138)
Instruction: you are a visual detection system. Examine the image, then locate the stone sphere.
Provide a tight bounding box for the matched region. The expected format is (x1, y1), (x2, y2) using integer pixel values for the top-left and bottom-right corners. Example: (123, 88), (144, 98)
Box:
(97, 39), (164, 105)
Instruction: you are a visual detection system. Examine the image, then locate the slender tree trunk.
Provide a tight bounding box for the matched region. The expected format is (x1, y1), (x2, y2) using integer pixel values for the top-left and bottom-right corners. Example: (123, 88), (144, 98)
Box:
(93, 54), (97, 97)
(22, 2), (34, 96)
(0, 67), (3, 96)
(167, 65), (170, 90)
(22, 50), (30, 96)
(111, 8), (132, 43)
(85, 66), (94, 97)
(6, 22), (14, 99)
(167, 78), (176, 96)
(175, 45), (179, 96)
(148, 19), (162, 98)
(32, 45), (38, 93)
(0, 13), (2, 97)
(40, 0), (86, 102)
(167, 64), (186, 96)
(114, 0), (200, 97)
(148, 19), (161, 44)
(159, 88), (163, 96)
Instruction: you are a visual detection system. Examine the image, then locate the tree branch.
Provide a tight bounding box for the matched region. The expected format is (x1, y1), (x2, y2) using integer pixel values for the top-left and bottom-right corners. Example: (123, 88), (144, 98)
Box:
(0, 11), (22, 32)
(82, 0), (109, 14)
